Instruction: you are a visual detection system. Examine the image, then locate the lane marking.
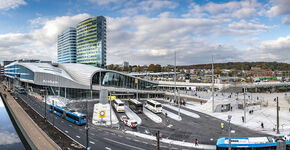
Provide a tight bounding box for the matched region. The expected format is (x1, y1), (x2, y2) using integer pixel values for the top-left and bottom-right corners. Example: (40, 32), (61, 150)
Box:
(65, 130), (68, 133)
(125, 137), (131, 140)
(89, 141), (95, 145)
(76, 135), (80, 138)
(104, 137), (146, 150)
(142, 141), (148, 144)
(105, 147), (111, 150)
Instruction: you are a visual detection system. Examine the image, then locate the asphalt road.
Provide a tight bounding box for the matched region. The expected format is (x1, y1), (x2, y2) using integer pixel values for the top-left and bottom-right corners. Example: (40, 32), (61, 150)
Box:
(17, 93), (186, 150)
(154, 100), (268, 144)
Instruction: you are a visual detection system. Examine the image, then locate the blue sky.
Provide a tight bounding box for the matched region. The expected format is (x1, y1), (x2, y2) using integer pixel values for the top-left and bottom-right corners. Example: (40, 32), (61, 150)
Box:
(0, 0), (289, 65)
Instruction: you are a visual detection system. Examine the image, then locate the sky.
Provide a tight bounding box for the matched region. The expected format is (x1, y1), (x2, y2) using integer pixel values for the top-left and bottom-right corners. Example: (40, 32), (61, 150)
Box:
(0, 0), (289, 65)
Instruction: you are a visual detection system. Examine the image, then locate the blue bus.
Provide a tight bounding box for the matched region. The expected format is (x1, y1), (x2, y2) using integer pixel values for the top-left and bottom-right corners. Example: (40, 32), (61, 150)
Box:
(49, 105), (64, 117)
(65, 110), (87, 125)
(49, 105), (87, 126)
(216, 135), (290, 150)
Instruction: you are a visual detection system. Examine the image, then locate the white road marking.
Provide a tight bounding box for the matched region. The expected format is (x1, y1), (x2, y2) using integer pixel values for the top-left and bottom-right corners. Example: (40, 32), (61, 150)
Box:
(104, 138), (146, 150)
(89, 141), (95, 145)
(125, 137), (131, 140)
(76, 135), (80, 138)
(105, 147), (111, 150)
(65, 130), (68, 133)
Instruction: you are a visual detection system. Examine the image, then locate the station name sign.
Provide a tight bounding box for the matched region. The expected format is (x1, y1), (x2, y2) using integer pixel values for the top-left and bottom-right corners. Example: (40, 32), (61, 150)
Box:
(43, 80), (59, 84)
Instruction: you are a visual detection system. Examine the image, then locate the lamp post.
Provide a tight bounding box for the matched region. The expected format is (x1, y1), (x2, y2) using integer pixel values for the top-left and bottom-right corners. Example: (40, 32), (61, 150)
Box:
(211, 55), (215, 113)
(228, 115), (232, 150)
(40, 88), (47, 121)
(110, 92), (112, 128)
(243, 87), (246, 123)
(274, 97), (280, 134)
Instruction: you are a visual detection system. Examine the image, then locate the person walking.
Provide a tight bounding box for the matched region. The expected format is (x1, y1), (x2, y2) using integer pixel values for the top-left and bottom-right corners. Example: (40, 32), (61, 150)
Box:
(195, 138), (198, 146)
(261, 122), (264, 128)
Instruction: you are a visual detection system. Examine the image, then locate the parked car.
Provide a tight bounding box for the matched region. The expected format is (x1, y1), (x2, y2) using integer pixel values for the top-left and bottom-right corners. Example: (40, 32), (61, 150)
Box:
(120, 115), (137, 128)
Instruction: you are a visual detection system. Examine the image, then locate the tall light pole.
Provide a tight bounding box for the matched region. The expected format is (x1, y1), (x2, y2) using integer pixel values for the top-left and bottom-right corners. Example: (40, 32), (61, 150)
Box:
(211, 55), (215, 113)
(174, 51), (180, 117)
(275, 97), (280, 134)
(243, 87), (246, 123)
(109, 92), (112, 128)
(228, 115), (232, 150)
(174, 51), (176, 106)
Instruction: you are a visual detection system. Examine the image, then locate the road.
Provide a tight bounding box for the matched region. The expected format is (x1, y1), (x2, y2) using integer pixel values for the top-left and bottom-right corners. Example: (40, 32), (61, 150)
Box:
(17, 93), (185, 150)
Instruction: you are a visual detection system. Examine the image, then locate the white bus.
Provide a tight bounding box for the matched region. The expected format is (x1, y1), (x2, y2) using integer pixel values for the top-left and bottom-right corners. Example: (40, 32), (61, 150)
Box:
(145, 99), (162, 113)
(113, 99), (125, 112)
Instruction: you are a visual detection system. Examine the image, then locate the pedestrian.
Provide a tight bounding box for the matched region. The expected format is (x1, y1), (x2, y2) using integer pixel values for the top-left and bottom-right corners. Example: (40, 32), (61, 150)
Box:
(230, 106), (232, 111)
(242, 116), (244, 123)
(195, 138), (198, 146)
(200, 100), (203, 105)
(261, 122), (264, 128)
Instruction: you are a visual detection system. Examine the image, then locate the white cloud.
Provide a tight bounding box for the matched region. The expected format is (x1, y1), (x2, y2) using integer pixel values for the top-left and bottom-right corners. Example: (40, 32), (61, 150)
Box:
(250, 35), (290, 63)
(229, 20), (269, 31)
(0, 132), (20, 145)
(106, 16), (250, 65)
(282, 16), (290, 24)
(0, 0), (26, 10)
(235, 37), (260, 46)
(88, 0), (120, 5)
(268, 0), (290, 16)
(30, 13), (91, 48)
(184, 0), (262, 19)
(139, 0), (178, 11)
(0, 13), (91, 62)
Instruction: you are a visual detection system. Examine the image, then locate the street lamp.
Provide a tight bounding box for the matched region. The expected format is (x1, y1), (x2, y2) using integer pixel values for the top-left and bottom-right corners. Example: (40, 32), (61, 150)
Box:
(40, 88), (47, 121)
(228, 115), (232, 150)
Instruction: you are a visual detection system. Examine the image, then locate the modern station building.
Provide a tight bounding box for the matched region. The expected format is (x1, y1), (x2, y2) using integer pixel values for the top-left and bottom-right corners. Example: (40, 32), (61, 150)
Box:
(4, 61), (160, 100)
(76, 16), (106, 68)
(57, 27), (77, 63)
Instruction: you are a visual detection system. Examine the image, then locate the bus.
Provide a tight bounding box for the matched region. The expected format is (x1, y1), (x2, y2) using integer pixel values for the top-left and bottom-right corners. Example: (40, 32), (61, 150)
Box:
(145, 99), (162, 113)
(113, 99), (125, 112)
(49, 105), (87, 126)
(128, 99), (143, 113)
(49, 105), (64, 117)
(65, 111), (87, 125)
(216, 135), (290, 150)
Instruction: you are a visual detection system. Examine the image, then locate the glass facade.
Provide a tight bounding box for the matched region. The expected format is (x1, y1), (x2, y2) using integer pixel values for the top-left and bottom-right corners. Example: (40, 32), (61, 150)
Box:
(4, 64), (34, 81)
(57, 27), (77, 63)
(76, 16), (106, 68)
(92, 71), (157, 90)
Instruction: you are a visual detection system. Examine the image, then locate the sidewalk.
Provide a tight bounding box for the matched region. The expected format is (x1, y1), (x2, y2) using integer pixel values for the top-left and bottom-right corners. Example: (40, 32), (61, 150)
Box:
(0, 86), (61, 150)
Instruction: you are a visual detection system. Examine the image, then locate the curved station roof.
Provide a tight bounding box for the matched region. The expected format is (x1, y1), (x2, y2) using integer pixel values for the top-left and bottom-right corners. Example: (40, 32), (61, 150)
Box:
(4, 62), (158, 92)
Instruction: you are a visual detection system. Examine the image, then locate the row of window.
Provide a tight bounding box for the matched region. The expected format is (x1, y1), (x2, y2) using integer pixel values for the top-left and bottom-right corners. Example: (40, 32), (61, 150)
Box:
(92, 72), (157, 90)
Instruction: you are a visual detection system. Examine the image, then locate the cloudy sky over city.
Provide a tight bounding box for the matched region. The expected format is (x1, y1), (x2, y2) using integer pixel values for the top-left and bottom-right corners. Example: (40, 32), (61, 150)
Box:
(0, 0), (289, 65)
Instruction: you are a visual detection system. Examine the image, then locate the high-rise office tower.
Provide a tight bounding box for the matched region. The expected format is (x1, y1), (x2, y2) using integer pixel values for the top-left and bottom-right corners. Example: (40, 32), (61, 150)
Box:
(57, 27), (77, 63)
(76, 16), (106, 68)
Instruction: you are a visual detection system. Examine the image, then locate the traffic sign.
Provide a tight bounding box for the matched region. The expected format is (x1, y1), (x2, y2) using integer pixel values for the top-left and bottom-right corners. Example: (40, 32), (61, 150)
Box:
(99, 110), (106, 118)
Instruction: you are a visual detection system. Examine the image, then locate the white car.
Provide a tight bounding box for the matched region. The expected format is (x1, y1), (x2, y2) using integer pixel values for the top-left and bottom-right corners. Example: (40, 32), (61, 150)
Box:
(120, 115), (137, 128)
